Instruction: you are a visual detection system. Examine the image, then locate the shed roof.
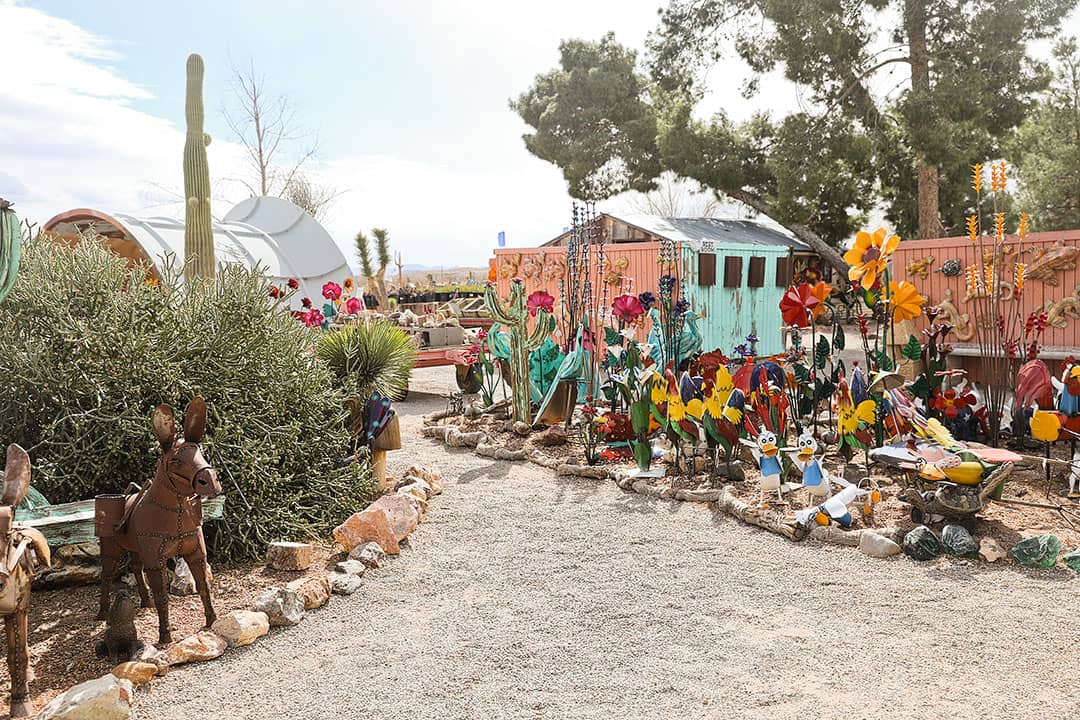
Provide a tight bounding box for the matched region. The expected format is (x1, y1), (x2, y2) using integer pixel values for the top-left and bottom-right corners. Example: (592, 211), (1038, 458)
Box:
(613, 214), (810, 252)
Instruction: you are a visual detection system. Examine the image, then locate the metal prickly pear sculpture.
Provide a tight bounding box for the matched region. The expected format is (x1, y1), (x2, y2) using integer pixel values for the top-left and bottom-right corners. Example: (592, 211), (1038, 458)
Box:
(484, 279), (552, 424)
(184, 53), (215, 282)
(0, 199), (20, 305)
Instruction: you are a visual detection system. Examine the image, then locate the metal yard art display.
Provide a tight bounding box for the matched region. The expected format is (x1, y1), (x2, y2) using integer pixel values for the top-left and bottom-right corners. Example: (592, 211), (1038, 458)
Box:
(96, 397), (221, 645)
(1, 445), (51, 719)
(483, 279), (554, 425)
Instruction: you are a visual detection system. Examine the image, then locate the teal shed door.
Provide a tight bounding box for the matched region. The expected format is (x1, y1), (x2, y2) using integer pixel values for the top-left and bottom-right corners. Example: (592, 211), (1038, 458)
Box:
(681, 246), (789, 357)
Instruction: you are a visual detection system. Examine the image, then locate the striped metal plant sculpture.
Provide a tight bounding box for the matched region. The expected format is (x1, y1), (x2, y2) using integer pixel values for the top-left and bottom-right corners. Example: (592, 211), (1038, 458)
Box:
(0, 198), (21, 304)
(184, 53), (215, 282)
(484, 280), (552, 424)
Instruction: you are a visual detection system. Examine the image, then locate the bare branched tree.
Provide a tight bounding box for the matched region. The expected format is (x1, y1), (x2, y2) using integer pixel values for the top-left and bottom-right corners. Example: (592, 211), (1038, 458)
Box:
(222, 59), (338, 216)
(624, 171), (739, 218)
(282, 171), (341, 221)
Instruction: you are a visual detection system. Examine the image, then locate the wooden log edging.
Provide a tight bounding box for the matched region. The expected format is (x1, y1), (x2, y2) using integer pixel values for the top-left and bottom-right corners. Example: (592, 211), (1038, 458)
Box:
(421, 422), (898, 551)
(421, 421), (619, 480)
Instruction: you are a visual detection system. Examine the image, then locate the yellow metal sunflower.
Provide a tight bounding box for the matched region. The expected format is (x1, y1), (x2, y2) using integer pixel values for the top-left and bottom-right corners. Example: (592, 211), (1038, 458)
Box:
(844, 228), (901, 290)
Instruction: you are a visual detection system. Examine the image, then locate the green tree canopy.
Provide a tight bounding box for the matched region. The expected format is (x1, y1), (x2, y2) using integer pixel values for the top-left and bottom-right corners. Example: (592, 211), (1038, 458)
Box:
(513, 1), (1077, 274)
(1014, 38), (1080, 231)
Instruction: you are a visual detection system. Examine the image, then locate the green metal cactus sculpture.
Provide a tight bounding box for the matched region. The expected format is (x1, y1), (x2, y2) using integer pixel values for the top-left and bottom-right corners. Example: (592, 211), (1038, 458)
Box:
(484, 280), (552, 425)
(0, 198), (21, 305)
(184, 53), (215, 282)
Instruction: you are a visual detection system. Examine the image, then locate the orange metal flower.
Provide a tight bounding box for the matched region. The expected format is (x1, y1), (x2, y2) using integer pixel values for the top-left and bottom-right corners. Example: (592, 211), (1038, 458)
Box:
(983, 263), (994, 288)
(971, 164), (983, 193)
(967, 215), (978, 244)
(1018, 212), (1030, 241)
(844, 227), (900, 290)
(1014, 262), (1026, 296)
(888, 280), (926, 323)
(809, 281), (833, 320)
(965, 264), (981, 294)
(994, 212), (1005, 242)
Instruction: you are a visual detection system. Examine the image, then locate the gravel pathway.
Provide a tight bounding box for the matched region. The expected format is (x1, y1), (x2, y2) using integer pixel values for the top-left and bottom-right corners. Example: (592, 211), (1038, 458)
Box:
(138, 368), (1079, 720)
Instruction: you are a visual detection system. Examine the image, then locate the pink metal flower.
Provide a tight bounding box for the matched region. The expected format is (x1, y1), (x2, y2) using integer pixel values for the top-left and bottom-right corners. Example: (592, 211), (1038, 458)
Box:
(526, 290), (554, 317)
(345, 297), (362, 314)
(322, 282), (342, 301)
(611, 293), (644, 323)
(303, 309), (325, 328)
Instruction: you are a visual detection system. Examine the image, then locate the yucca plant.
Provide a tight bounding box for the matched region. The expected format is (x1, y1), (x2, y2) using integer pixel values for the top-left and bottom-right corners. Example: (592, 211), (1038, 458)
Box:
(316, 320), (417, 400)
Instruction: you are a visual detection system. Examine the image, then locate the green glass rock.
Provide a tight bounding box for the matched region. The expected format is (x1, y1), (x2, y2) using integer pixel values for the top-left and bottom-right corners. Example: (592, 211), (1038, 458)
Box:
(1061, 548), (1080, 573)
(903, 525), (942, 561)
(941, 524), (978, 557)
(1010, 534), (1062, 569)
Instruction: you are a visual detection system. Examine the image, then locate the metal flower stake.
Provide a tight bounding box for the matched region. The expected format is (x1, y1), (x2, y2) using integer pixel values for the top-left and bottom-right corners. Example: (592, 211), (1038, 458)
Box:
(484, 279), (553, 425)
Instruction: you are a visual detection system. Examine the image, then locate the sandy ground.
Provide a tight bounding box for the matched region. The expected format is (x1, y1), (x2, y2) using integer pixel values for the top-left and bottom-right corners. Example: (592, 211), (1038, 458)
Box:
(135, 366), (1079, 720)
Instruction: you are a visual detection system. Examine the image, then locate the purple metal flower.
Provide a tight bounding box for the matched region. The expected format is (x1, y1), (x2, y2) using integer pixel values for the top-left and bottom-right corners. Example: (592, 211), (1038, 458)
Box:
(674, 299), (691, 317)
(658, 274), (677, 292)
(637, 291), (656, 310)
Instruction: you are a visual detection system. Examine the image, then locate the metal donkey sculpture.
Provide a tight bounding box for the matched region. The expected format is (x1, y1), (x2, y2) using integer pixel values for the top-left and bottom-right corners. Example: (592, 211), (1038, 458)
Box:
(95, 397), (221, 644)
(1, 444), (51, 718)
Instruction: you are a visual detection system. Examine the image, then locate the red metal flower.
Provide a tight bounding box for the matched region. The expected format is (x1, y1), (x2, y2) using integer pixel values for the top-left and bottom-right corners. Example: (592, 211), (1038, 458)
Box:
(526, 290), (554, 316)
(287, 278), (299, 290)
(322, 282), (343, 301)
(345, 297), (362, 314)
(931, 387), (973, 419)
(779, 283), (821, 327)
(611, 293), (645, 323)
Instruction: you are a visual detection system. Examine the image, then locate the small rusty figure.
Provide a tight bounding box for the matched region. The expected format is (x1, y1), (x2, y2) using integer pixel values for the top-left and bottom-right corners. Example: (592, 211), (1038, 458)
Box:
(96, 397), (221, 644)
(94, 589), (145, 665)
(1, 444), (52, 718)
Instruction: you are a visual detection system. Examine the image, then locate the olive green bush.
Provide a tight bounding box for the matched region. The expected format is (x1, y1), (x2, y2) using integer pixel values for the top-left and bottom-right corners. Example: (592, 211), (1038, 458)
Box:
(0, 237), (375, 561)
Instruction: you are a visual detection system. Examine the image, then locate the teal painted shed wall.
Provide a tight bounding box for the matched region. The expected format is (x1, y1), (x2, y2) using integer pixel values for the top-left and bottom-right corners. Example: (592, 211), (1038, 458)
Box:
(680, 245), (790, 357)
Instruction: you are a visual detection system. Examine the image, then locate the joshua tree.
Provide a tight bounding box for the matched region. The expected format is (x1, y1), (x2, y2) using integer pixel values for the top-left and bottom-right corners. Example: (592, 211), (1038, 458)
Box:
(355, 228), (390, 309)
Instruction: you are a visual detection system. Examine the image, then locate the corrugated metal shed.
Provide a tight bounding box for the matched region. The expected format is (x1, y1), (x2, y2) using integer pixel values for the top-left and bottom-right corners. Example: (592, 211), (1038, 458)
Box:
(43, 196), (351, 309)
(617, 214), (809, 252)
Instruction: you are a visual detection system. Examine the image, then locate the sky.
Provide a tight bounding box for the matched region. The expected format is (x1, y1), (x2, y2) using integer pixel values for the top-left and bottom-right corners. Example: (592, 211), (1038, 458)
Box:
(1, 1), (1077, 269)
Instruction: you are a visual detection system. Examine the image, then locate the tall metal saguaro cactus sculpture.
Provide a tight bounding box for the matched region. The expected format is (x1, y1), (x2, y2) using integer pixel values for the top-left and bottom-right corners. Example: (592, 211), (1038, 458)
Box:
(184, 53), (215, 282)
(484, 279), (552, 424)
(0, 198), (20, 304)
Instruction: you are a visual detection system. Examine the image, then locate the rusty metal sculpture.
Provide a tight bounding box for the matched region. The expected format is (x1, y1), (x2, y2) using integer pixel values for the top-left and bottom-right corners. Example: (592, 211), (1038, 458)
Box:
(1, 444), (51, 718)
(96, 398), (221, 644)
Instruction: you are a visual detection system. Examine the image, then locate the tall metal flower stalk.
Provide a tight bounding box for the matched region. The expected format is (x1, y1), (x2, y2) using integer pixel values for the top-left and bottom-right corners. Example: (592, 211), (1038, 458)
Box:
(965, 161), (1030, 446)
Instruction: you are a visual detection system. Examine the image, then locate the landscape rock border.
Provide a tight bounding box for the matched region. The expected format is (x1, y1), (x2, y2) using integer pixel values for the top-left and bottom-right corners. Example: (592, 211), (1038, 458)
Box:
(420, 414), (987, 563)
(39, 466), (446, 718)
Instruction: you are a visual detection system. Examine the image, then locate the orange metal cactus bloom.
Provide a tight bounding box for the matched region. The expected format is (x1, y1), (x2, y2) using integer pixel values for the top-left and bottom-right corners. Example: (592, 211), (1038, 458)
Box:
(965, 264), (980, 294)
(1018, 212), (1030, 241)
(967, 215), (978, 243)
(994, 212), (1006, 242)
(983, 263), (994, 288)
(1014, 262), (1026, 297)
(971, 164), (983, 193)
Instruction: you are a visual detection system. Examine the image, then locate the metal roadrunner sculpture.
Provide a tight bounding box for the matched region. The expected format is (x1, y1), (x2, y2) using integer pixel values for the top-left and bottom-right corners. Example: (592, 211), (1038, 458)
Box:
(95, 397), (221, 644)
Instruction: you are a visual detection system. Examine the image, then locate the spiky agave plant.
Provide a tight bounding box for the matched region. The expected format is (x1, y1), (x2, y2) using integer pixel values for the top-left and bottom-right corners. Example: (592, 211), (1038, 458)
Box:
(316, 320), (417, 400)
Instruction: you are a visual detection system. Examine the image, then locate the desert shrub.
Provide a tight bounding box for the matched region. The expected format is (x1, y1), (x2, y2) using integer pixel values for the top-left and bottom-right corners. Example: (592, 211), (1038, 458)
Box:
(0, 237), (376, 561)
(316, 320), (417, 399)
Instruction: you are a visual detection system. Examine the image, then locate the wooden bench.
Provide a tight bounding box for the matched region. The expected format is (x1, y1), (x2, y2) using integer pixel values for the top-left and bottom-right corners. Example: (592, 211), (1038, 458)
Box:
(14, 488), (225, 548)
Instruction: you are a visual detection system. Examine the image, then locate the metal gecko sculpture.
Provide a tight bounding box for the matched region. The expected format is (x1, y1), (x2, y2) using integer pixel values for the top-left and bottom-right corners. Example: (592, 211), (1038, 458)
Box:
(1, 445), (51, 718)
(95, 397), (221, 644)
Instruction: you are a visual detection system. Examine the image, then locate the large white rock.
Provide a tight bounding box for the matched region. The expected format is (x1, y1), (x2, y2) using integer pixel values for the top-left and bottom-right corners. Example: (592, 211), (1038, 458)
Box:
(169, 557), (212, 596)
(37, 674), (133, 719)
(162, 631), (227, 666)
(212, 610), (270, 647)
(348, 542), (386, 569)
(859, 531), (902, 558)
(979, 536), (1006, 562)
(253, 587), (306, 627)
(330, 572), (363, 596)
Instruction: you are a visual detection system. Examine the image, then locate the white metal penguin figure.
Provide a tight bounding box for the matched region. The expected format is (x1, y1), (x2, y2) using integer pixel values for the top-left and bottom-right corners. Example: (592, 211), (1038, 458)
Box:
(791, 430), (831, 501)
